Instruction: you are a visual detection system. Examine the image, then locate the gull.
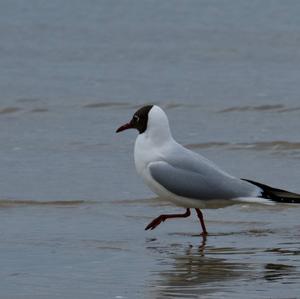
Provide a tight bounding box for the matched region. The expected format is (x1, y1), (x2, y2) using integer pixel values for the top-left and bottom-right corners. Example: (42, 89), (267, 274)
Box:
(116, 105), (300, 236)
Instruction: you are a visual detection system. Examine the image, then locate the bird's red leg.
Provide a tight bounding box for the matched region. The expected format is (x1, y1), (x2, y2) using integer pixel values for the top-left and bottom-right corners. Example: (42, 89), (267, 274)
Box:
(145, 208), (191, 230)
(195, 208), (208, 236)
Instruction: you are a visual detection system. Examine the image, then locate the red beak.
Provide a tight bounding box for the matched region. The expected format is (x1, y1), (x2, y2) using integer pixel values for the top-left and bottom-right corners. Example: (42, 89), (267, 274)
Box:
(116, 122), (133, 133)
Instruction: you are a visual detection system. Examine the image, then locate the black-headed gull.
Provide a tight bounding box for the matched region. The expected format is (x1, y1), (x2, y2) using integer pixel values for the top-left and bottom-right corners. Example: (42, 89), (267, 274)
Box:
(116, 105), (300, 236)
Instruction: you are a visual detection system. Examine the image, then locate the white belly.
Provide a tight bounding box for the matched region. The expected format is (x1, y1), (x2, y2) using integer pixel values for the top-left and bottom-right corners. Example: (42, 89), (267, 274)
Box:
(134, 134), (191, 206)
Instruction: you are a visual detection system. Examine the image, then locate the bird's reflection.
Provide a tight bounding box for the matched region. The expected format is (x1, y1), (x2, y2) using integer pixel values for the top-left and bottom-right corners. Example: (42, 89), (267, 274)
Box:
(146, 240), (248, 298)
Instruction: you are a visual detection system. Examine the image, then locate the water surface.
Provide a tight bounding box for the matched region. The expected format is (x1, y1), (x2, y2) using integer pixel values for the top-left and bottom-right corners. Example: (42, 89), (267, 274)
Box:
(0, 1), (300, 298)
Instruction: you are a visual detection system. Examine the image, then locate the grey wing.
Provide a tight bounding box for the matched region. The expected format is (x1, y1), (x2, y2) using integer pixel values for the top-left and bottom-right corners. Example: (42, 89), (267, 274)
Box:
(149, 160), (257, 200)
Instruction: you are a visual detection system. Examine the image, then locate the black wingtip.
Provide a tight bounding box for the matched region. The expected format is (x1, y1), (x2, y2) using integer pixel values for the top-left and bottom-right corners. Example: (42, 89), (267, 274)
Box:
(242, 179), (300, 204)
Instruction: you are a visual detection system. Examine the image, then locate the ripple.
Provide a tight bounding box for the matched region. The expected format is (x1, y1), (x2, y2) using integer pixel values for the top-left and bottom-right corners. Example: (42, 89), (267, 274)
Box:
(111, 197), (170, 207)
(83, 102), (130, 108)
(186, 142), (229, 149)
(219, 104), (300, 113)
(219, 104), (284, 113)
(82, 101), (202, 111)
(186, 141), (300, 152)
(169, 228), (275, 238)
(0, 199), (96, 207)
(265, 247), (300, 256)
(162, 103), (201, 109)
(30, 108), (49, 113)
(16, 98), (41, 103)
(81, 239), (129, 251)
(0, 107), (22, 114)
(263, 263), (298, 282)
(277, 106), (300, 113)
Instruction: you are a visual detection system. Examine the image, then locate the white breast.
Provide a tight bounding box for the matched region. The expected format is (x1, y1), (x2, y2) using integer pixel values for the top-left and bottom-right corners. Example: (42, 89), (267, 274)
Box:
(134, 133), (156, 178)
(134, 133), (188, 205)
(134, 134), (167, 195)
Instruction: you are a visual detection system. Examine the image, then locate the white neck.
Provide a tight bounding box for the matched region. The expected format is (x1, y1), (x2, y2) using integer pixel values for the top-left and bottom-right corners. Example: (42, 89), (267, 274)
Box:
(143, 105), (173, 146)
(134, 106), (175, 178)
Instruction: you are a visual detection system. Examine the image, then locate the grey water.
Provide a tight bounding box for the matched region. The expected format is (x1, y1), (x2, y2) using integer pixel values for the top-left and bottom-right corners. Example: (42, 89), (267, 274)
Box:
(0, 0), (300, 298)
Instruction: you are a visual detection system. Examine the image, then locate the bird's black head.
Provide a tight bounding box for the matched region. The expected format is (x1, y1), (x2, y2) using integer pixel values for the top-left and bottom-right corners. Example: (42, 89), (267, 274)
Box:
(116, 105), (153, 134)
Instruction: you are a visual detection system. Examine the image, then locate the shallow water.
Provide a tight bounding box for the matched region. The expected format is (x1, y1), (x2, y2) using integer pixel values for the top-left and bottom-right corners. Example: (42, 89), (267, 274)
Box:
(0, 0), (300, 298)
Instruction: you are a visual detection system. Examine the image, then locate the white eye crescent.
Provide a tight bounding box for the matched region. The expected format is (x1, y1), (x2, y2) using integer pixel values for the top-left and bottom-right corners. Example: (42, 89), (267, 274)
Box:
(133, 115), (140, 122)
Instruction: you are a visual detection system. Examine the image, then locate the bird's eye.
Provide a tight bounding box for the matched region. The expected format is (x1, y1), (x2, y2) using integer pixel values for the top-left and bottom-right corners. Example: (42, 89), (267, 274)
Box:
(133, 115), (139, 122)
